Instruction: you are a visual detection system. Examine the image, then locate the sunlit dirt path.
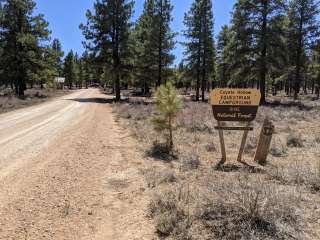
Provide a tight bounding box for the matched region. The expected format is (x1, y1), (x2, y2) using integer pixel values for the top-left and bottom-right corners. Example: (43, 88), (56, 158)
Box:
(0, 89), (153, 239)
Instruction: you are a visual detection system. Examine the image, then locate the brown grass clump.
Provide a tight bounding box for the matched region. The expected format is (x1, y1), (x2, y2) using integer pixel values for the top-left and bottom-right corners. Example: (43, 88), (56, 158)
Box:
(195, 176), (302, 240)
(149, 187), (189, 238)
(148, 175), (302, 240)
(143, 168), (177, 189)
(180, 153), (201, 171)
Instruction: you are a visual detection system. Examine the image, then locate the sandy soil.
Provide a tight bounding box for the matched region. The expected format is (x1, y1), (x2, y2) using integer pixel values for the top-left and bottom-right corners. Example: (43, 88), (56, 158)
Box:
(0, 89), (154, 240)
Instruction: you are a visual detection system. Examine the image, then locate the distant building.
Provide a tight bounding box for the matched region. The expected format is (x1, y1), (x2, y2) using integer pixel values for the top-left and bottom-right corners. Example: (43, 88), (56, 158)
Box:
(54, 77), (65, 89)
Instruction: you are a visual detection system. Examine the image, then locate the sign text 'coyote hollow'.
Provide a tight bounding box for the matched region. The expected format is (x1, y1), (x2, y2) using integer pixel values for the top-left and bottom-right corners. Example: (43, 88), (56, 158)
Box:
(210, 88), (261, 122)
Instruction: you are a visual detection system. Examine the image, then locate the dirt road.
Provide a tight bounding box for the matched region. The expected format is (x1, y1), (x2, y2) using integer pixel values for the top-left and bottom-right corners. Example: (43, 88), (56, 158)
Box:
(0, 89), (153, 239)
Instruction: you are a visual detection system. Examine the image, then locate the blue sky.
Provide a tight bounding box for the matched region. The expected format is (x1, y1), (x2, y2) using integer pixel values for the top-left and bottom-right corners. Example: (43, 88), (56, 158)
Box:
(35, 0), (236, 64)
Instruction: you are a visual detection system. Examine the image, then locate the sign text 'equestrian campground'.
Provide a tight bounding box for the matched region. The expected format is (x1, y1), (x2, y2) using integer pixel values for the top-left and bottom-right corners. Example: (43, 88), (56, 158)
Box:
(210, 88), (261, 122)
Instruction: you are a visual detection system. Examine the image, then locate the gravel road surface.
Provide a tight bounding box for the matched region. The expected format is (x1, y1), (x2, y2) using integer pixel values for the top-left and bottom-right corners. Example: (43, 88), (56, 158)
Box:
(0, 89), (153, 239)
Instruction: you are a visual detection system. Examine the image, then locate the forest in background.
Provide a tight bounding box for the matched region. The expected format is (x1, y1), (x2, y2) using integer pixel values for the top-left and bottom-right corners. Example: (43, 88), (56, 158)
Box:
(0, 0), (320, 104)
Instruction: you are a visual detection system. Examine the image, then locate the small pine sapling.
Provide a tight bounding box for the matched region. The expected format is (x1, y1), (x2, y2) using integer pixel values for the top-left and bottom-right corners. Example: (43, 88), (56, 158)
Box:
(153, 82), (182, 150)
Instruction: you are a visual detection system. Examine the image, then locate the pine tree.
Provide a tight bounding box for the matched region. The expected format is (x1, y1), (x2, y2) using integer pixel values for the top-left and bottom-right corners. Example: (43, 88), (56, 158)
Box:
(216, 25), (232, 87)
(51, 38), (64, 77)
(227, 1), (255, 87)
(133, 0), (157, 94)
(80, 0), (134, 101)
(287, 0), (320, 99)
(132, 0), (157, 95)
(64, 51), (76, 89)
(183, 0), (215, 101)
(37, 45), (60, 89)
(0, 0), (50, 96)
(81, 51), (91, 89)
(153, 82), (182, 149)
(229, 0), (287, 104)
(0, 1), (5, 88)
(310, 45), (320, 99)
(154, 0), (176, 87)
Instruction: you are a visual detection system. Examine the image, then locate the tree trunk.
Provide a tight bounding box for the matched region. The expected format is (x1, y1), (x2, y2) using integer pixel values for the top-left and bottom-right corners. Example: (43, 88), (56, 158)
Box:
(113, 2), (121, 102)
(157, 0), (163, 88)
(196, 68), (200, 101)
(259, 1), (268, 105)
(168, 117), (173, 149)
(294, 6), (304, 100)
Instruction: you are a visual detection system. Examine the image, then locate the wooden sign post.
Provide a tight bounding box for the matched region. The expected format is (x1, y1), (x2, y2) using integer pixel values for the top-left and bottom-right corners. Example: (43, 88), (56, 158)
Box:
(210, 89), (261, 168)
(254, 118), (275, 166)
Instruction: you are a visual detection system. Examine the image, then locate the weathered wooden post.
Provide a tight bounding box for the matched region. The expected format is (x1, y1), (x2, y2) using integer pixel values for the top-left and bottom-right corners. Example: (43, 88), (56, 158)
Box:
(254, 118), (275, 166)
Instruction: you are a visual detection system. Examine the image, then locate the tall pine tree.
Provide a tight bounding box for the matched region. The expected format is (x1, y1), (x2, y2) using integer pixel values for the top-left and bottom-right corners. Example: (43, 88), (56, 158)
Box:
(52, 38), (64, 77)
(229, 0), (286, 104)
(133, 0), (157, 94)
(183, 0), (215, 101)
(0, 1), (5, 88)
(0, 0), (50, 96)
(287, 0), (320, 99)
(154, 0), (176, 87)
(80, 0), (134, 101)
(216, 25), (231, 87)
(64, 50), (76, 89)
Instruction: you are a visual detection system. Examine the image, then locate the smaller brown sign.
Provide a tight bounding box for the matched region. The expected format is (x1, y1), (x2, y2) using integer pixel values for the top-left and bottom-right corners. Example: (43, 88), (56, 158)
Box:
(211, 88), (261, 122)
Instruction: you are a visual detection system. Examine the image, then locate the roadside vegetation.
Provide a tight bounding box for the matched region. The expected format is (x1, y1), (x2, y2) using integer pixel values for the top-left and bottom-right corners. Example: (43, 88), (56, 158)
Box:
(113, 93), (320, 239)
(0, 88), (70, 114)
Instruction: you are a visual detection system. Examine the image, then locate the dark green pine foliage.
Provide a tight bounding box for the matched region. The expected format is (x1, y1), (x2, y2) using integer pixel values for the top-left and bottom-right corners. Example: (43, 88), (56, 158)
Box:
(183, 0), (215, 101)
(81, 51), (91, 89)
(216, 25), (231, 87)
(77, 58), (85, 89)
(0, 1), (5, 87)
(229, 0), (286, 104)
(80, 0), (134, 101)
(51, 38), (64, 77)
(133, 0), (157, 94)
(287, 0), (320, 99)
(228, 1), (255, 88)
(64, 50), (76, 89)
(0, 0), (50, 96)
(36, 44), (60, 89)
(267, 13), (289, 96)
(310, 44), (320, 99)
(153, 0), (176, 87)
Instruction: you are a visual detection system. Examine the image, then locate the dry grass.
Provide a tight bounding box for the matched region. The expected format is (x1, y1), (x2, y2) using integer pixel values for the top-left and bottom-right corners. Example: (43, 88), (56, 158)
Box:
(112, 97), (320, 239)
(0, 88), (70, 114)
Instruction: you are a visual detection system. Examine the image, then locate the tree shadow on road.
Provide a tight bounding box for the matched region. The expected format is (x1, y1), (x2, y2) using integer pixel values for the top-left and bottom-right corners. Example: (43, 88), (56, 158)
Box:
(66, 97), (129, 104)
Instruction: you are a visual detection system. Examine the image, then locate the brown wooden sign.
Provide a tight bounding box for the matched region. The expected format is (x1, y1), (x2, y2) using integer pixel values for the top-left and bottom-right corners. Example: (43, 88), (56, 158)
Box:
(210, 88), (261, 122)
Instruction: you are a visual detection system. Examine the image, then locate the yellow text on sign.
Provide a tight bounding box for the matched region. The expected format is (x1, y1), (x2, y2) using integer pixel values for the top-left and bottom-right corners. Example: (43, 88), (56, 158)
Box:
(210, 88), (261, 106)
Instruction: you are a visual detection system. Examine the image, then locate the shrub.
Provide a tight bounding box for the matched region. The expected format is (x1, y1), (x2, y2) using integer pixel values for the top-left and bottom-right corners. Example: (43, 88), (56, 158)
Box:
(205, 142), (216, 152)
(287, 133), (304, 148)
(180, 153), (201, 171)
(197, 177), (302, 240)
(153, 82), (182, 149)
(149, 188), (185, 236)
(143, 168), (177, 188)
(147, 141), (178, 161)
